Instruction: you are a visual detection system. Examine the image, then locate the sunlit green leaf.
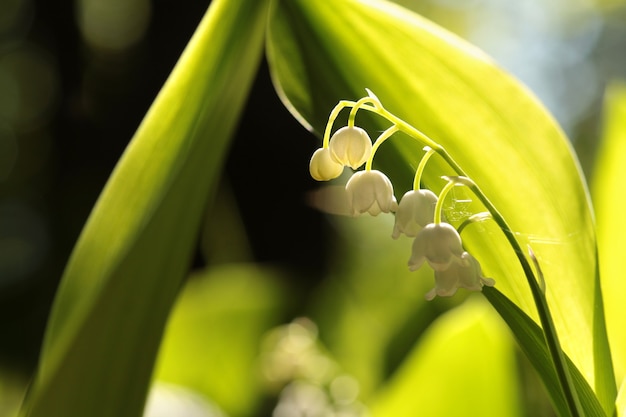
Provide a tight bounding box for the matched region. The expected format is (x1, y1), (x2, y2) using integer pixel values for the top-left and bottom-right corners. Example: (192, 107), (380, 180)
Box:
(153, 264), (286, 417)
(367, 296), (520, 417)
(483, 287), (607, 417)
(617, 378), (626, 417)
(267, 0), (614, 412)
(20, 0), (269, 416)
(592, 82), (626, 386)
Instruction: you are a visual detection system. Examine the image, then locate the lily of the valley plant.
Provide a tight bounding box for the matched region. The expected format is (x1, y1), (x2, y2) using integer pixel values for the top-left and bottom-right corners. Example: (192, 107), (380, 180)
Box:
(17, 0), (625, 416)
(309, 91), (599, 417)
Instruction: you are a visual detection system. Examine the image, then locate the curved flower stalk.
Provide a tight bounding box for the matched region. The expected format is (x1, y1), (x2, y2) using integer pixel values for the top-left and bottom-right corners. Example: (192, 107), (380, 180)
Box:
(307, 92), (585, 417)
(309, 94), (494, 299)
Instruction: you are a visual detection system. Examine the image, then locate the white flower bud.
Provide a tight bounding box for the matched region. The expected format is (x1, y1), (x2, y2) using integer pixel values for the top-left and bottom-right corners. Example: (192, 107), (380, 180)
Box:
(424, 252), (495, 300)
(408, 222), (467, 272)
(328, 126), (372, 169)
(309, 148), (344, 181)
(392, 189), (438, 239)
(345, 170), (398, 216)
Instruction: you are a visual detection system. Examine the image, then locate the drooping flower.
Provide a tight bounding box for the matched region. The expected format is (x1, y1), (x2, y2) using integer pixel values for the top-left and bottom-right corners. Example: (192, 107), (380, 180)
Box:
(328, 126), (372, 169)
(392, 189), (438, 239)
(408, 222), (468, 271)
(309, 148), (344, 181)
(424, 252), (495, 300)
(345, 170), (398, 216)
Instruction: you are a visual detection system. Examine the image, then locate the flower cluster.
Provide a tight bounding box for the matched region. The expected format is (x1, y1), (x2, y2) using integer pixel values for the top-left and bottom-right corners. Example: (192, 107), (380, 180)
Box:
(309, 93), (495, 300)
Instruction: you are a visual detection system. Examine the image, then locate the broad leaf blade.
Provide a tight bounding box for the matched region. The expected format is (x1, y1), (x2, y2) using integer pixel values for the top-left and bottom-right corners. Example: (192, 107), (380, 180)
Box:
(617, 378), (626, 417)
(592, 82), (626, 386)
(483, 287), (607, 417)
(368, 297), (521, 417)
(267, 0), (614, 411)
(21, 0), (269, 416)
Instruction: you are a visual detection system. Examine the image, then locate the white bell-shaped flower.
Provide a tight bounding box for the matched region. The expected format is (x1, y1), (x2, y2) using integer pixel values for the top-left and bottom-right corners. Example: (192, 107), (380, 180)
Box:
(309, 148), (344, 181)
(392, 189), (438, 239)
(424, 252), (495, 300)
(408, 222), (468, 272)
(328, 126), (372, 169)
(345, 170), (398, 216)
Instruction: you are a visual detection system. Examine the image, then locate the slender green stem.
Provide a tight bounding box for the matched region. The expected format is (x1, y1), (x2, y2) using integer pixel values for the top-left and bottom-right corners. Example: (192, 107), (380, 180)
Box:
(433, 180), (456, 225)
(351, 103), (441, 150)
(322, 100), (359, 147)
(413, 147), (436, 190)
(365, 125), (399, 171)
(348, 97), (380, 127)
(528, 245), (547, 294)
(457, 212), (492, 235)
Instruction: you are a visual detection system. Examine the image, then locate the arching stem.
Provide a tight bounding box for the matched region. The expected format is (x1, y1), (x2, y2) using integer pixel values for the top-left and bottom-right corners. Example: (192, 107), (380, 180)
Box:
(364, 125), (399, 171)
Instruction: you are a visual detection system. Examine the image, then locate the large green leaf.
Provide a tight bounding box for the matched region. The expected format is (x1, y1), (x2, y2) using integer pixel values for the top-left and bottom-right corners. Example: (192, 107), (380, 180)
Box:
(367, 296), (520, 417)
(266, 0), (614, 412)
(617, 379), (626, 417)
(20, 0), (269, 416)
(592, 82), (626, 387)
(483, 287), (607, 417)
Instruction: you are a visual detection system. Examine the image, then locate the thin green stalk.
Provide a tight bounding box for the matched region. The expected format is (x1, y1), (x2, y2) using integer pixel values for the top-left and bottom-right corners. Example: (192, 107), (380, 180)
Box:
(365, 125), (399, 170)
(433, 180), (456, 225)
(457, 212), (491, 234)
(412, 147), (436, 190)
(348, 97), (380, 126)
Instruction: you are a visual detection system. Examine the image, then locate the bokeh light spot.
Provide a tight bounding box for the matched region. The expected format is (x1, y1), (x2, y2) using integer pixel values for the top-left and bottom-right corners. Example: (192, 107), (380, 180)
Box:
(76, 0), (152, 52)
